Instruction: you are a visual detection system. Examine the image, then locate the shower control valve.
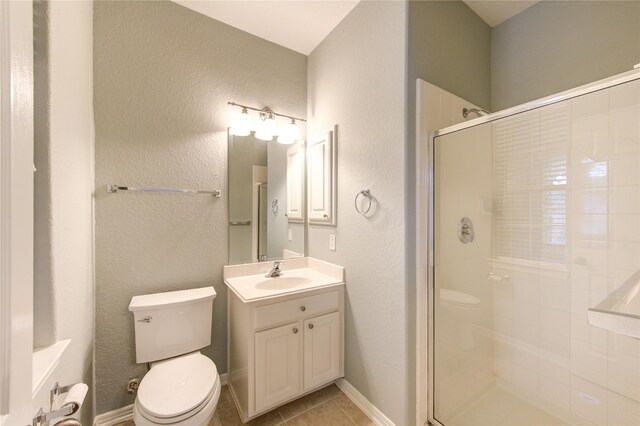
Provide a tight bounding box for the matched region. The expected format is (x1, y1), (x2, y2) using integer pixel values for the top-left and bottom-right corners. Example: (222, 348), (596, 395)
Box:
(458, 217), (475, 244)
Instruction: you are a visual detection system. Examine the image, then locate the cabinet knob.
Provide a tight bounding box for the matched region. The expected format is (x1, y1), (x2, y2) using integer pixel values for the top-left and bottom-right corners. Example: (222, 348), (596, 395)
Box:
(308, 323), (314, 330)
(300, 306), (306, 312)
(323, 214), (329, 218)
(293, 327), (299, 334)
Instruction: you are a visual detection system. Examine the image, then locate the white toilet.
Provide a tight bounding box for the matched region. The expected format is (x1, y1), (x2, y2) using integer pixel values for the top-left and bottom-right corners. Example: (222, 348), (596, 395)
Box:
(128, 287), (221, 426)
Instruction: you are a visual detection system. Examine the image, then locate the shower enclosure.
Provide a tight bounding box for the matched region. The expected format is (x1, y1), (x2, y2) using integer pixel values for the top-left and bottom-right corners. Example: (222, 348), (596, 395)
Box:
(426, 69), (640, 426)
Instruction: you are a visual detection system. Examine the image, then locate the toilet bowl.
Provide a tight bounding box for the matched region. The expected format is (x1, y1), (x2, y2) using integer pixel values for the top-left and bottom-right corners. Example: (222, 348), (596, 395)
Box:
(438, 288), (481, 350)
(132, 352), (221, 426)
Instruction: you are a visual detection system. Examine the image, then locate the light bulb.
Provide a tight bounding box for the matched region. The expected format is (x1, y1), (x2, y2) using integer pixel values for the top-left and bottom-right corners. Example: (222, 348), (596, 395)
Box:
(255, 114), (278, 141)
(277, 119), (301, 145)
(230, 108), (252, 136)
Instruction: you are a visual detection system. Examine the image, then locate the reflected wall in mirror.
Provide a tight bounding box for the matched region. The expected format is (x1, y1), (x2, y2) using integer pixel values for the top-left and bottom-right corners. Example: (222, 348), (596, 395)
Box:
(228, 133), (305, 264)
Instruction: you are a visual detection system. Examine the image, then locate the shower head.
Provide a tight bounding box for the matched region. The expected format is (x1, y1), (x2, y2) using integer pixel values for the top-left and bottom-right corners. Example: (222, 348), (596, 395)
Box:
(462, 107), (491, 118)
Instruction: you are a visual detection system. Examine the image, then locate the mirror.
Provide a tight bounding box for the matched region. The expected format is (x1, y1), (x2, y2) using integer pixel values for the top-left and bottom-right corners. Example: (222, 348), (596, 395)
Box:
(228, 133), (306, 264)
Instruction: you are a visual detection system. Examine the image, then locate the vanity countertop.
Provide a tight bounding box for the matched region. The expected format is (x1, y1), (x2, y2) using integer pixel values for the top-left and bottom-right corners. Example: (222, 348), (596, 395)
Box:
(223, 257), (344, 303)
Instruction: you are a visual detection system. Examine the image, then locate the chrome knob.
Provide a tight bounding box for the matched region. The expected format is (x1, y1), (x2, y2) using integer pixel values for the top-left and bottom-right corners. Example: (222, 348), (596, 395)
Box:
(137, 316), (152, 323)
(300, 306), (306, 312)
(308, 323), (314, 330)
(293, 327), (299, 334)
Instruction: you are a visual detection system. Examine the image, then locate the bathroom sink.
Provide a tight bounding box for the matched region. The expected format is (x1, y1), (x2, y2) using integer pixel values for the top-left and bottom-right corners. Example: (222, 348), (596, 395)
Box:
(255, 276), (312, 290)
(223, 258), (345, 302)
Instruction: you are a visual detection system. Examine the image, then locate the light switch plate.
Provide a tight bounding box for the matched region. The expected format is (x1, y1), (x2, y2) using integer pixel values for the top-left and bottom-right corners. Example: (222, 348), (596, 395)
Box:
(329, 235), (336, 251)
(288, 228), (293, 241)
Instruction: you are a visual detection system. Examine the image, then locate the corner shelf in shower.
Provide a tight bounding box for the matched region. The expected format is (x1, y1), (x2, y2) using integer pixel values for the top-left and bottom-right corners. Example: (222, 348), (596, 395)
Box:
(588, 269), (640, 339)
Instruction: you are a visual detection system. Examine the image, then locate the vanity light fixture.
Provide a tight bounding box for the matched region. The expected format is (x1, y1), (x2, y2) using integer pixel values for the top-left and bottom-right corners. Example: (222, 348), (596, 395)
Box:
(230, 107), (252, 136)
(255, 110), (278, 141)
(277, 118), (301, 145)
(228, 101), (306, 143)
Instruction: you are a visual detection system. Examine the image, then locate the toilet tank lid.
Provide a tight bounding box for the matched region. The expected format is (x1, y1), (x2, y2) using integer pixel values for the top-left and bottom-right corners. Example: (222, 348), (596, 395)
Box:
(129, 286), (216, 312)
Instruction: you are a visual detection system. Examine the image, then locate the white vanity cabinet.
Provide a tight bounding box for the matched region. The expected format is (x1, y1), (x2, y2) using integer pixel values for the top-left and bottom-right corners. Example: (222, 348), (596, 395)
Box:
(227, 284), (345, 422)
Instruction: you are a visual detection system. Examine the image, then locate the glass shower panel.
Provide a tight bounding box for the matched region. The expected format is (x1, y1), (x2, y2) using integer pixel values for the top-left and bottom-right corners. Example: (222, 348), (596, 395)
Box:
(432, 79), (640, 426)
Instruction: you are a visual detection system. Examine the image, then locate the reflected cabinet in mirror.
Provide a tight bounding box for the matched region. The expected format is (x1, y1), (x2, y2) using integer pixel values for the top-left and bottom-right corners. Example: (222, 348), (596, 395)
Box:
(228, 133), (305, 264)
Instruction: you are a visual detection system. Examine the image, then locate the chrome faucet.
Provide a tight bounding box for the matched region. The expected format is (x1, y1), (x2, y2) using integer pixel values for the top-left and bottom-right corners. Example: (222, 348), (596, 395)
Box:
(265, 261), (282, 278)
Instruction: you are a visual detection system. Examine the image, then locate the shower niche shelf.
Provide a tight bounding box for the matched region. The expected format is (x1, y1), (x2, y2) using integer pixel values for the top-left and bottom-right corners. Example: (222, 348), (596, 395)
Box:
(588, 269), (640, 339)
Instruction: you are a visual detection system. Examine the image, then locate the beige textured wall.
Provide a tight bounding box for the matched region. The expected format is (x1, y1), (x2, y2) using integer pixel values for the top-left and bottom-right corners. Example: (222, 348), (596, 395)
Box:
(408, 0), (492, 110)
(94, 0), (306, 414)
(492, 0), (640, 111)
(33, 1), (95, 424)
(307, 1), (409, 424)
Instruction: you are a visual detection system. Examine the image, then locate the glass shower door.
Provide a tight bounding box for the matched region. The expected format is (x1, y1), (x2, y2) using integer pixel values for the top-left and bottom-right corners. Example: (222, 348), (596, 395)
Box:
(431, 77), (640, 426)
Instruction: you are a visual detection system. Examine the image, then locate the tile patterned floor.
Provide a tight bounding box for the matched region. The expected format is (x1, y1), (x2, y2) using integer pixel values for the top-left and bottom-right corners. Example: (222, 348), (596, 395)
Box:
(114, 383), (373, 426)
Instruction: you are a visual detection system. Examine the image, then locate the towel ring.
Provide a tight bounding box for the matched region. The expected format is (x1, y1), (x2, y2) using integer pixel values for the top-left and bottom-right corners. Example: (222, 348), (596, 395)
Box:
(354, 189), (372, 215)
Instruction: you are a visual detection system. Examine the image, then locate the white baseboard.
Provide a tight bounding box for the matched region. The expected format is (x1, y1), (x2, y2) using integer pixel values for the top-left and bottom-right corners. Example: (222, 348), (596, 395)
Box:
(93, 404), (133, 426)
(335, 378), (395, 426)
(92, 373), (228, 426)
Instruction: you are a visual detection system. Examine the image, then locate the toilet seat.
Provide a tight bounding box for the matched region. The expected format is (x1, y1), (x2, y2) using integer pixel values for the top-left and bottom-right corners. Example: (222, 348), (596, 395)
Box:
(440, 288), (480, 307)
(136, 352), (219, 424)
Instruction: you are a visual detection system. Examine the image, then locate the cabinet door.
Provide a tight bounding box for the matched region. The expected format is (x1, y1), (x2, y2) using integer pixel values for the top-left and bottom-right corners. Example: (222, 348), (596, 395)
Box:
(255, 322), (301, 412)
(303, 312), (341, 391)
(286, 142), (304, 222)
(307, 128), (336, 225)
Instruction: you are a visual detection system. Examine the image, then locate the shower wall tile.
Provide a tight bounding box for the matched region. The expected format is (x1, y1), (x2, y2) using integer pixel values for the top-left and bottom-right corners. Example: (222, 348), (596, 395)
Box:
(609, 187), (640, 214)
(541, 284), (571, 311)
(513, 364), (538, 394)
(572, 88), (609, 119)
(609, 80), (640, 110)
(607, 390), (640, 419)
(538, 355), (571, 386)
(571, 376), (608, 425)
(488, 82), (640, 426)
(539, 375), (571, 410)
(608, 406), (640, 426)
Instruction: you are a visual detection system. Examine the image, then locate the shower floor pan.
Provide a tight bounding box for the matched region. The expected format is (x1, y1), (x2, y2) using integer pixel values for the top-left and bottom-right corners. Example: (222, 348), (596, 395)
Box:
(588, 269), (640, 339)
(443, 383), (568, 426)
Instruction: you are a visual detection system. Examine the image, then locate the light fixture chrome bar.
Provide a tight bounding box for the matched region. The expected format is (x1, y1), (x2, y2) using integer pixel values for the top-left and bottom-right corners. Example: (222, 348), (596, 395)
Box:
(227, 101), (306, 122)
(107, 185), (221, 198)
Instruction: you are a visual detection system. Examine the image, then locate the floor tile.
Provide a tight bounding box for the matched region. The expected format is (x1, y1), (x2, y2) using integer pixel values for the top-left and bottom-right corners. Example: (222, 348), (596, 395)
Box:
(333, 393), (374, 426)
(284, 400), (354, 426)
(277, 384), (341, 421)
(113, 383), (369, 426)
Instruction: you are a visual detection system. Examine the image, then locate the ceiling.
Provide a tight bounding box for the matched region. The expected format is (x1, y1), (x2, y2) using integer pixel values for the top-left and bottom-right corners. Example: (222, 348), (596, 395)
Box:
(173, 0), (360, 55)
(463, 0), (540, 27)
(173, 0), (540, 56)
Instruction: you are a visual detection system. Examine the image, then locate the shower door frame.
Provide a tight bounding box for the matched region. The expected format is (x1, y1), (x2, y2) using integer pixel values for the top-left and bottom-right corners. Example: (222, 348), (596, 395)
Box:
(422, 66), (640, 426)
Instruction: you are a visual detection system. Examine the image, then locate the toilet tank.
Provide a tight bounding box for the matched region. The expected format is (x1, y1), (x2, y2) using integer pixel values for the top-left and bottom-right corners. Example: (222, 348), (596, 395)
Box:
(129, 287), (216, 363)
